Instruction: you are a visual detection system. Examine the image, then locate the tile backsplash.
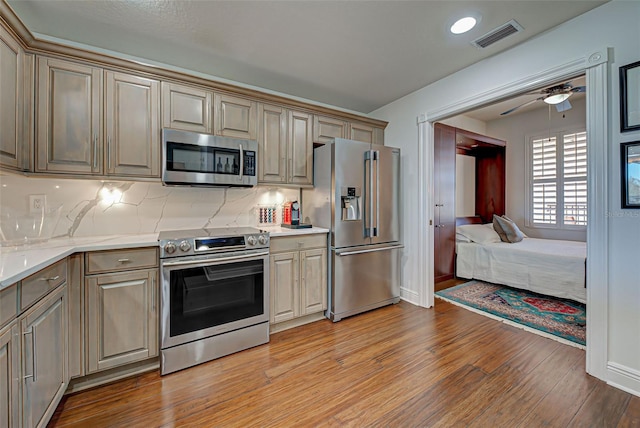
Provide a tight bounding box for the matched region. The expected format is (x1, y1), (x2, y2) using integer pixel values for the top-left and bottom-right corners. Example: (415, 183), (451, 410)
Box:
(0, 172), (299, 242)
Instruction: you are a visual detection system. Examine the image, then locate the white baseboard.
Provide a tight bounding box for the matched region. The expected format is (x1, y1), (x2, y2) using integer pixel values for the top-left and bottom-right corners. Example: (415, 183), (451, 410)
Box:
(400, 286), (420, 306)
(607, 362), (640, 398)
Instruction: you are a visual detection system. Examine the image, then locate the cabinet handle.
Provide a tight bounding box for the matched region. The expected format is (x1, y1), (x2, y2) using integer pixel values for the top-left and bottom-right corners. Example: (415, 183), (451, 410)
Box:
(23, 330), (37, 381)
(117, 258), (131, 263)
(39, 275), (60, 282)
(151, 276), (156, 312)
(107, 136), (112, 171)
(435, 204), (444, 207)
(93, 134), (98, 169)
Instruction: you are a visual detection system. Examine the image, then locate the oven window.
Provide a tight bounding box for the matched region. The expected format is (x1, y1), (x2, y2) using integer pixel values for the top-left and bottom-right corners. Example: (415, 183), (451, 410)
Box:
(169, 259), (264, 337)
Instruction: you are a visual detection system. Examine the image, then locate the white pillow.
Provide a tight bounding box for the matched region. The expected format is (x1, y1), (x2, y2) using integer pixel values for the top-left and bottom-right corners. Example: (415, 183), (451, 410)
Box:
(456, 232), (472, 243)
(456, 224), (502, 244)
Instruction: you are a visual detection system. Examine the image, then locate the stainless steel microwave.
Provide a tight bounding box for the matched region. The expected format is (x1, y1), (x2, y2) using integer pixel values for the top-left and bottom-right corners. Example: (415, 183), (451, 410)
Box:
(162, 129), (258, 187)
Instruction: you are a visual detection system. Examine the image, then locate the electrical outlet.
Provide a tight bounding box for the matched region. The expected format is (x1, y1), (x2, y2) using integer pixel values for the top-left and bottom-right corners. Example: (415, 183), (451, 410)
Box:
(29, 194), (47, 214)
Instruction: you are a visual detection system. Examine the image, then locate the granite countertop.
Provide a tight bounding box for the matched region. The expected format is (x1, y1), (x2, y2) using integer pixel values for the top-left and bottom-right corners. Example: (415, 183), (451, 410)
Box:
(0, 226), (329, 289)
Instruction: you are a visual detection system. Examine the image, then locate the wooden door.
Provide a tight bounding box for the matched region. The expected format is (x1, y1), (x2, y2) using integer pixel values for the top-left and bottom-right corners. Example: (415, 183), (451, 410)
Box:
(105, 71), (160, 177)
(300, 248), (327, 315)
(434, 123), (456, 282)
(258, 103), (287, 183)
(36, 57), (102, 174)
(0, 322), (19, 428)
(161, 82), (212, 133)
(313, 115), (346, 144)
(214, 93), (256, 139)
(269, 252), (299, 324)
(288, 110), (313, 185)
(86, 269), (158, 373)
(21, 286), (67, 428)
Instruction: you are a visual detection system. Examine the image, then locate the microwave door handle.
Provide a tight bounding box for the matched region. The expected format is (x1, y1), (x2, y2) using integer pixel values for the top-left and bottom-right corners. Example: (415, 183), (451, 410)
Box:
(239, 144), (244, 180)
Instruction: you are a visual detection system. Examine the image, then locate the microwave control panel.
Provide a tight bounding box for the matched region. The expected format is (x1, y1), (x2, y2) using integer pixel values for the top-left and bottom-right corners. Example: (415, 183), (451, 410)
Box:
(244, 151), (256, 176)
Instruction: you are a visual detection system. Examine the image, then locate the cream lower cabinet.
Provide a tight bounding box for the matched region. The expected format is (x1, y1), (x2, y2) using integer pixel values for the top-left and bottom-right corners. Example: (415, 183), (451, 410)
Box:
(269, 234), (327, 329)
(86, 269), (158, 373)
(84, 247), (159, 374)
(0, 321), (20, 428)
(20, 285), (68, 428)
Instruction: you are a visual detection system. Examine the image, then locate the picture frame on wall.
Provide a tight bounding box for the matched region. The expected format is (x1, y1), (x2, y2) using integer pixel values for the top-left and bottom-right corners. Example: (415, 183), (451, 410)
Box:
(621, 141), (640, 208)
(620, 61), (640, 132)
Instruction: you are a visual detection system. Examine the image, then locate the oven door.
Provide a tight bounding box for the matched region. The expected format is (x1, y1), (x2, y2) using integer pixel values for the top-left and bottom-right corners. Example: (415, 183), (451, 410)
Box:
(160, 249), (269, 349)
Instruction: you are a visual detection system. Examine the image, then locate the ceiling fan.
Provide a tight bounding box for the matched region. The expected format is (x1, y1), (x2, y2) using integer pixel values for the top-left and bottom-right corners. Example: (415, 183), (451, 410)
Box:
(500, 81), (586, 116)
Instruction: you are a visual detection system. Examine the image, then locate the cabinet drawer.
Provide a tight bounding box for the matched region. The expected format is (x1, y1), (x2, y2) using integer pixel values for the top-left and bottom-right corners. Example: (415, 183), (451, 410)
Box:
(0, 283), (18, 327)
(21, 258), (67, 311)
(85, 247), (158, 274)
(270, 234), (327, 253)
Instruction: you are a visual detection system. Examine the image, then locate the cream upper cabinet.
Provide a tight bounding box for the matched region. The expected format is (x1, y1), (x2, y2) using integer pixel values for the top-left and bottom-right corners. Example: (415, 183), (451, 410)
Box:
(162, 82), (212, 133)
(313, 115), (346, 144)
(0, 26), (31, 171)
(105, 71), (160, 177)
(20, 285), (67, 428)
(0, 322), (19, 428)
(258, 103), (287, 183)
(349, 122), (384, 145)
(36, 57), (102, 174)
(214, 93), (257, 139)
(288, 110), (313, 186)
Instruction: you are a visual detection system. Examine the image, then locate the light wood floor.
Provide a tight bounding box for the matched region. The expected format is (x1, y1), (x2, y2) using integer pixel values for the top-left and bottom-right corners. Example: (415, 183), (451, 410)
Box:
(49, 301), (639, 427)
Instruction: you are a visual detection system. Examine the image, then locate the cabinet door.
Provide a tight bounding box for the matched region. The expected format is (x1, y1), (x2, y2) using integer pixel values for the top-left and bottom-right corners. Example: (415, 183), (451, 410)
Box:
(36, 57), (102, 174)
(269, 252), (299, 324)
(86, 269), (158, 373)
(288, 110), (313, 185)
(349, 122), (384, 145)
(21, 285), (67, 428)
(0, 26), (24, 171)
(214, 93), (256, 139)
(300, 248), (327, 315)
(313, 115), (346, 144)
(0, 322), (19, 428)
(105, 71), (160, 177)
(162, 82), (212, 133)
(258, 103), (287, 183)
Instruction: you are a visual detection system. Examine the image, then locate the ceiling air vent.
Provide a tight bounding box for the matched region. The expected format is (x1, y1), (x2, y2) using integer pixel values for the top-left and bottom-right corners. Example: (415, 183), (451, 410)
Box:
(471, 20), (523, 49)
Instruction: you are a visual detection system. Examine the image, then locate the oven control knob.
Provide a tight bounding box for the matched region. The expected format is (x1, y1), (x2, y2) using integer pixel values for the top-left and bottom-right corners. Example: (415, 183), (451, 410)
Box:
(247, 236), (257, 246)
(164, 242), (177, 254)
(258, 235), (269, 245)
(179, 240), (191, 252)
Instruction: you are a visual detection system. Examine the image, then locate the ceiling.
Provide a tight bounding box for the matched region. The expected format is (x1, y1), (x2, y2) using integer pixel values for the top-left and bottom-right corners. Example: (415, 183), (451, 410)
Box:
(6, 1), (607, 113)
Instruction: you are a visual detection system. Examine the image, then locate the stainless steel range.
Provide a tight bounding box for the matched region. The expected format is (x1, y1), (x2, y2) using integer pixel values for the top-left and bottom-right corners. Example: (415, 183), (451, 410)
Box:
(158, 227), (270, 375)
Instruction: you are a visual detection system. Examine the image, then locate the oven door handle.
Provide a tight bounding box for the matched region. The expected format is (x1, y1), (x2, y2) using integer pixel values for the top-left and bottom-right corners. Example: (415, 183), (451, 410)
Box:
(161, 251), (269, 267)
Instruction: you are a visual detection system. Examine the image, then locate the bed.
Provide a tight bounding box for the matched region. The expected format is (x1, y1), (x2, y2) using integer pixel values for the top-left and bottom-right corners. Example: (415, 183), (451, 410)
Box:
(455, 216), (586, 303)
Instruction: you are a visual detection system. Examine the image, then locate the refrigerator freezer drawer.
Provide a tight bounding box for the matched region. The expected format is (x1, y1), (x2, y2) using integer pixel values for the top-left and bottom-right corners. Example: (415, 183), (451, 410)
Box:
(330, 244), (402, 321)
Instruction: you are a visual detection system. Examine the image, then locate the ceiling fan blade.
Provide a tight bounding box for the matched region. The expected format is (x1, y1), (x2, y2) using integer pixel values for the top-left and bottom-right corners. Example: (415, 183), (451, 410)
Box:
(500, 97), (543, 116)
(571, 86), (586, 93)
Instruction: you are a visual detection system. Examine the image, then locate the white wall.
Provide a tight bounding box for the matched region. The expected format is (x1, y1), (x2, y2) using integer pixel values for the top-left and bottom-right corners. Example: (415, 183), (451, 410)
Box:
(455, 154), (476, 217)
(486, 98), (587, 241)
(372, 0), (640, 395)
(441, 115), (487, 135)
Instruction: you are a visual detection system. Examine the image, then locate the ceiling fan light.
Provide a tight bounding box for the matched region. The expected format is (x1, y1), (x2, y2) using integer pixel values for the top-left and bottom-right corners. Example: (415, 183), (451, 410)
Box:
(451, 17), (477, 34)
(544, 93), (571, 105)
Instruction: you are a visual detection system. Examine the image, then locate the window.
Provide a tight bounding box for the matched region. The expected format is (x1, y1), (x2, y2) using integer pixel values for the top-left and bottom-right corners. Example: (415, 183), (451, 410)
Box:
(527, 130), (587, 228)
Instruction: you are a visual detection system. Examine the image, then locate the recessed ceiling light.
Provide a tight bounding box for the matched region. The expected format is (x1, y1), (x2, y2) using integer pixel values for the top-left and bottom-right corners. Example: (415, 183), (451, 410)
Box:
(451, 17), (477, 34)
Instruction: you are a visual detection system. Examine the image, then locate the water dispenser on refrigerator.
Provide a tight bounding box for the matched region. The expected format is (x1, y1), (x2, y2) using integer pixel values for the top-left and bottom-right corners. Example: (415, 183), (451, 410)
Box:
(341, 187), (361, 221)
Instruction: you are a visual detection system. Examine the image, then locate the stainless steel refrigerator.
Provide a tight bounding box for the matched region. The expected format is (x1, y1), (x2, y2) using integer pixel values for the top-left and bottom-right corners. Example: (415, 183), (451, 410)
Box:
(302, 138), (402, 321)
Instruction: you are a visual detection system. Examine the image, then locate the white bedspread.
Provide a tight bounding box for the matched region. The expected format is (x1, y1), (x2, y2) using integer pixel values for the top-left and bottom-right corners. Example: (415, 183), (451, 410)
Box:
(456, 238), (586, 303)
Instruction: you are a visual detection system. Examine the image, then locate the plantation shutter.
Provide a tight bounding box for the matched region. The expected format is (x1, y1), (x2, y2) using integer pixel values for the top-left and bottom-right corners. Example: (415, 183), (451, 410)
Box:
(531, 137), (557, 224)
(563, 132), (587, 225)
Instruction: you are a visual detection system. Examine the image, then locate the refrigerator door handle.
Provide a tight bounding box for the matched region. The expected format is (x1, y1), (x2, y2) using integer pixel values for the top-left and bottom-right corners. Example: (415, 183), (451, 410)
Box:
(374, 150), (380, 237)
(336, 244), (404, 256)
(364, 150), (375, 238)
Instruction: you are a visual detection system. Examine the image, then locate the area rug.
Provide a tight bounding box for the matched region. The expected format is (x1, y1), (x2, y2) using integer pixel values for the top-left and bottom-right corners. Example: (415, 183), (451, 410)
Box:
(435, 281), (586, 348)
